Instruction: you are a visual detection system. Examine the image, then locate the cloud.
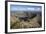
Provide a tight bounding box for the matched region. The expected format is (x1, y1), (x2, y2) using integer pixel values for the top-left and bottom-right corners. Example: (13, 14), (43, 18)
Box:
(10, 5), (41, 11)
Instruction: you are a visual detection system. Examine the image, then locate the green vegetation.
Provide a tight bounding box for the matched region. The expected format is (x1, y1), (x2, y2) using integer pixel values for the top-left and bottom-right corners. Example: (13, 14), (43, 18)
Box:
(10, 15), (41, 29)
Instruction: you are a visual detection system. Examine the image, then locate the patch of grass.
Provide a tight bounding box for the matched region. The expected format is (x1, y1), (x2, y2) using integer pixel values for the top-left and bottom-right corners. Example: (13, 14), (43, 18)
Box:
(10, 20), (20, 29)
(10, 15), (41, 29)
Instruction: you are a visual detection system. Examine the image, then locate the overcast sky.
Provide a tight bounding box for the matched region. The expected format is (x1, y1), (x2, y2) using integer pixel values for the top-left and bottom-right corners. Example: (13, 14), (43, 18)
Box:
(10, 5), (42, 11)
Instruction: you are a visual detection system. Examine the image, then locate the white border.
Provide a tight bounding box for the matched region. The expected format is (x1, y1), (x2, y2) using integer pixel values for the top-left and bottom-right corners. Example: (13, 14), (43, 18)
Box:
(7, 2), (44, 32)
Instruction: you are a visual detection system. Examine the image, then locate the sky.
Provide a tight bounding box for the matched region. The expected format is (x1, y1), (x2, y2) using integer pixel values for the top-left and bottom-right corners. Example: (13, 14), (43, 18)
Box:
(10, 5), (42, 11)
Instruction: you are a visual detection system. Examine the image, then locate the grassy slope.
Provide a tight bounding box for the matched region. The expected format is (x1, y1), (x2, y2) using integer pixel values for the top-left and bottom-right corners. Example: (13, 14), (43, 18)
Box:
(10, 15), (41, 29)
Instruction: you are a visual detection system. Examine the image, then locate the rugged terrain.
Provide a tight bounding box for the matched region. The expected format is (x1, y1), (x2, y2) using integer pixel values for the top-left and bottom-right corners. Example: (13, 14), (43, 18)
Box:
(10, 11), (42, 29)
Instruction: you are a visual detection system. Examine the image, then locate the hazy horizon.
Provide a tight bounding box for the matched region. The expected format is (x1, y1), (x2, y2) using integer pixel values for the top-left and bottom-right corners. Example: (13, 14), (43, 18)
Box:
(10, 5), (42, 12)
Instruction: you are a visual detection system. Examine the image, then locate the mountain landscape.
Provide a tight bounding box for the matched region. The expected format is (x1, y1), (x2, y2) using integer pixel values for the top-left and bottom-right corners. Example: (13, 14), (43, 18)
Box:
(10, 11), (42, 29)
